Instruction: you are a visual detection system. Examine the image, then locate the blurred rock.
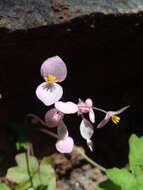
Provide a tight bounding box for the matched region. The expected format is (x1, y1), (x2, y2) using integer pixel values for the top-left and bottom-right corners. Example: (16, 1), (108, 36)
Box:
(0, 0), (143, 30)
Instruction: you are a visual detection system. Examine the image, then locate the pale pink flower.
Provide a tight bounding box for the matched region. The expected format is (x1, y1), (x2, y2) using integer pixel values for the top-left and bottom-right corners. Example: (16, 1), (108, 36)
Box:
(56, 123), (74, 153)
(55, 100), (94, 151)
(36, 56), (67, 106)
(55, 98), (95, 123)
(55, 101), (78, 114)
(56, 137), (74, 153)
(78, 98), (95, 123)
(97, 105), (130, 128)
(80, 119), (94, 151)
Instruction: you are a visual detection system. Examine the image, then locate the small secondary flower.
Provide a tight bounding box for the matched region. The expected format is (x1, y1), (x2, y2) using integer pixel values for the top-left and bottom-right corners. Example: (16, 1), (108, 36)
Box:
(56, 136), (74, 153)
(97, 105), (130, 128)
(80, 119), (94, 151)
(44, 109), (74, 153)
(56, 123), (74, 153)
(55, 98), (95, 123)
(78, 98), (95, 123)
(55, 99), (95, 151)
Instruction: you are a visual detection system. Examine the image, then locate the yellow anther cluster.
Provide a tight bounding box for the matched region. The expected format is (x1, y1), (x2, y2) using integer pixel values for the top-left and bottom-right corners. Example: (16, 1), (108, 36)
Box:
(44, 75), (58, 83)
(111, 115), (120, 124)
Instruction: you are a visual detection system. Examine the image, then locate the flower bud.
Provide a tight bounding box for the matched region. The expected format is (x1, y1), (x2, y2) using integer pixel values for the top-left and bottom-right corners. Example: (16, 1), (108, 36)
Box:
(45, 108), (64, 127)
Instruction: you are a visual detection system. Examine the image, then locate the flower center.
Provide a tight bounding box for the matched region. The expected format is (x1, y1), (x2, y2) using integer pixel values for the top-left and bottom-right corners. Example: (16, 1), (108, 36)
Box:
(111, 115), (120, 124)
(44, 75), (58, 83)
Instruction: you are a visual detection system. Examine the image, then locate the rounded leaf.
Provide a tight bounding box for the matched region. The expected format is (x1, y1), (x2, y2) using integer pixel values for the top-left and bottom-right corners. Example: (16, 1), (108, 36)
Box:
(40, 56), (67, 82)
(16, 153), (39, 173)
(6, 167), (29, 183)
(0, 184), (10, 190)
(36, 82), (63, 106)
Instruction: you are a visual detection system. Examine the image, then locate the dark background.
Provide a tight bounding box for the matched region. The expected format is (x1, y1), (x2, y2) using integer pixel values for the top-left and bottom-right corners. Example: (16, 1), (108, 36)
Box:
(0, 13), (143, 169)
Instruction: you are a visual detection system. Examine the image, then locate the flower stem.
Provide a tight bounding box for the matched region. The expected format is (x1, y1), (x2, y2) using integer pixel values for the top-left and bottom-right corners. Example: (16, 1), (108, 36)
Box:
(28, 113), (106, 172)
(26, 145), (35, 189)
(27, 113), (47, 126)
(39, 128), (59, 139)
(78, 105), (107, 114)
(92, 106), (107, 114)
(38, 128), (106, 172)
(75, 147), (106, 172)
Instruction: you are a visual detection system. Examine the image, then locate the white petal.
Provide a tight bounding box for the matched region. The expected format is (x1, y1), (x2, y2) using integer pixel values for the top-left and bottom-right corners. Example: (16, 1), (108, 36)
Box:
(85, 98), (93, 107)
(110, 105), (130, 115)
(80, 119), (94, 141)
(96, 113), (110, 128)
(86, 139), (93, 151)
(56, 137), (74, 153)
(36, 82), (63, 106)
(55, 101), (78, 114)
(57, 123), (68, 139)
(89, 109), (95, 123)
(40, 56), (67, 82)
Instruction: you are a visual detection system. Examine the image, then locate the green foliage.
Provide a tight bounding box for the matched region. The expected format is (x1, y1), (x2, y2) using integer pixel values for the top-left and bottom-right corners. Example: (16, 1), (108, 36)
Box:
(0, 184), (10, 190)
(6, 153), (56, 190)
(16, 142), (29, 151)
(129, 134), (143, 175)
(96, 134), (143, 190)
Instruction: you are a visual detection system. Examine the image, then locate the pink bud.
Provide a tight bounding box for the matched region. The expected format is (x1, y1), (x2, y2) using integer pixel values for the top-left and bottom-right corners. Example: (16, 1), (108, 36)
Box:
(45, 108), (64, 127)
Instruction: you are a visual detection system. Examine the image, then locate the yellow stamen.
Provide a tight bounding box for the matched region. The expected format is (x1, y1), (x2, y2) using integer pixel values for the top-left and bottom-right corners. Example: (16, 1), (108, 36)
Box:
(111, 115), (120, 124)
(44, 75), (58, 83)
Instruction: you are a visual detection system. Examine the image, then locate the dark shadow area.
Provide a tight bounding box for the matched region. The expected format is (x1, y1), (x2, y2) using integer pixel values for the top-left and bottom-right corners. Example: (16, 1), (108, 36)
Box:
(0, 12), (143, 170)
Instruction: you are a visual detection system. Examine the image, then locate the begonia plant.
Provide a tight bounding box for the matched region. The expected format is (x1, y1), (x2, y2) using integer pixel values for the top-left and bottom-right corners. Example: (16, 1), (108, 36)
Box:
(35, 55), (130, 153)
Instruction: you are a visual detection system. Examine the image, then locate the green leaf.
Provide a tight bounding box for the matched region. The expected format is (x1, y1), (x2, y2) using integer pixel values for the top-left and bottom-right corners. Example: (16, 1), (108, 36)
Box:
(0, 184), (10, 190)
(96, 179), (121, 190)
(36, 185), (48, 190)
(47, 176), (56, 190)
(16, 142), (29, 151)
(106, 168), (137, 190)
(40, 157), (56, 190)
(136, 174), (143, 190)
(40, 157), (55, 175)
(6, 167), (29, 183)
(6, 154), (56, 190)
(129, 134), (143, 174)
(31, 157), (56, 190)
(15, 180), (31, 190)
(16, 153), (39, 173)
(6, 153), (38, 184)
(26, 157), (56, 190)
